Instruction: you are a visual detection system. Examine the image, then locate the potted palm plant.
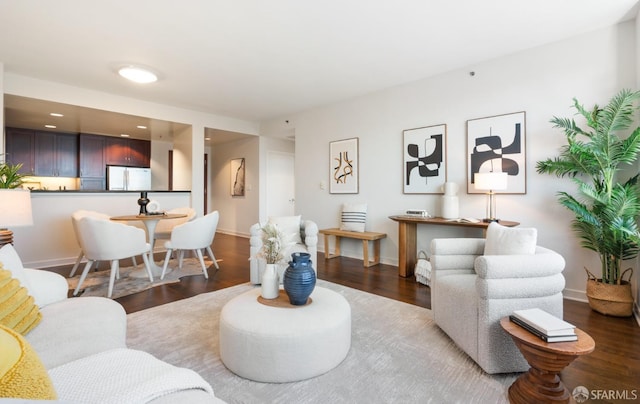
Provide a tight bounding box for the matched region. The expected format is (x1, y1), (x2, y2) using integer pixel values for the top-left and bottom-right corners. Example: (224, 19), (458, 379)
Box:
(536, 89), (640, 317)
(0, 157), (29, 189)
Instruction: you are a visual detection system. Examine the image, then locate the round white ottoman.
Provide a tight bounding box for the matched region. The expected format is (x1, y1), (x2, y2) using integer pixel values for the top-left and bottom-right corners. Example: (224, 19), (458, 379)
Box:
(219, 286), (351, 383)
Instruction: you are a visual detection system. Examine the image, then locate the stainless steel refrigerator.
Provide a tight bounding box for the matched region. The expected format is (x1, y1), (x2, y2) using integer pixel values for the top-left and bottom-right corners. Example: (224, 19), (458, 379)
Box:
(107, 166), (152, 191)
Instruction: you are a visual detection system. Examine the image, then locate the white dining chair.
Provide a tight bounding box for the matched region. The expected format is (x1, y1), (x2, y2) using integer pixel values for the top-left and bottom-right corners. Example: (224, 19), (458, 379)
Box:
(69, 210), (111, 277)
(74, 216), (153, 298)
(160, 211), (220, 280)
(152, 207), (196, 251)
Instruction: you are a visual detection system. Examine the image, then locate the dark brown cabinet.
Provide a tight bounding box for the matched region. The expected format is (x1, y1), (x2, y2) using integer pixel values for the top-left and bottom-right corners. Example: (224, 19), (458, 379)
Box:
(5, 128), (78, 177)
(79, 134), (106, 190)
(34, 131), (78, 177)
(105, 137), (150, 167)
(5, 128), (35, 174)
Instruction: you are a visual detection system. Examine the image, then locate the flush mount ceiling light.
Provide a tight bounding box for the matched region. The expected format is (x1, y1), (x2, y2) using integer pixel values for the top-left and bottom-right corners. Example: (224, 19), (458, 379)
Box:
(118, 65), (158, 84)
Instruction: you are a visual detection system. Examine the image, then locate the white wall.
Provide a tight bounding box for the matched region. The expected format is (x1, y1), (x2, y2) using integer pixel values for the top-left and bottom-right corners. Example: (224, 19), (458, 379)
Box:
(262, 22), (638, 302)
(211, 136), (260, 236)
(151, 139), (172, 190)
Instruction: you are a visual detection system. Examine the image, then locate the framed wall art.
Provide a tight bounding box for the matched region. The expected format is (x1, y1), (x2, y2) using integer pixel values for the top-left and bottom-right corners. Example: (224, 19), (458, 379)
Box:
(403, 124), (447, 194)
(329, 137), (359, 194)
(230, 157), (245, 196)
(466, 111), (526, 194)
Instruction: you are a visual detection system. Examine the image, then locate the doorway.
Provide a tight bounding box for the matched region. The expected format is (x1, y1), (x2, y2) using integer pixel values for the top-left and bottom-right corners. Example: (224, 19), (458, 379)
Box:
(266, 151), (295, 217)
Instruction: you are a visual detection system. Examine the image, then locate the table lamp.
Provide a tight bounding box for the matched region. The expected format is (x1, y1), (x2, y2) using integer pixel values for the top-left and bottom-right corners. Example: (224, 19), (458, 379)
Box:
(0, 189), (34, 247)
(474, 172), (508, 222)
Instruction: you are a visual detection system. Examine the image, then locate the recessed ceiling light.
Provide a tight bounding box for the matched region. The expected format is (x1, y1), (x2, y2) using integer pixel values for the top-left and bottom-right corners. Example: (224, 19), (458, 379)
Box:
(50, 113), (64, 117)
(137, 125), (147, 129)
(44, 125), (57, 129)
(120, 133), (130, 137)
(118, 65), (158, 84)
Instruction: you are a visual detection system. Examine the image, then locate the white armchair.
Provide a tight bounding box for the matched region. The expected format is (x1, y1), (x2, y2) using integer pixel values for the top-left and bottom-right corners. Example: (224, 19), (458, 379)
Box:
(249, 218), (318, 284)
(430, 237), (566, 374)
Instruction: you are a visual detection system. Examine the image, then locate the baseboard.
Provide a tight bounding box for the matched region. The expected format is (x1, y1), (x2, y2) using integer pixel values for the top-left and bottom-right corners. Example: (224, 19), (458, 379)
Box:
(562, 287), (588, 303)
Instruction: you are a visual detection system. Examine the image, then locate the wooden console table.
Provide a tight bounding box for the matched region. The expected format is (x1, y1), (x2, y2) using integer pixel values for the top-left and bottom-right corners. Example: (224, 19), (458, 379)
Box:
(388, 215), (519, 277)
(500, 317), (595, 404)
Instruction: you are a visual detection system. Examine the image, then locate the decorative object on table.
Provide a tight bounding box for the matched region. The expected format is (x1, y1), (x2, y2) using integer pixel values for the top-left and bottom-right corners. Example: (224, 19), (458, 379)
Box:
(138, 191), (150, 215)
(0, 189), (34, 248)
(467, 111), (526, 194)
(414, 250), (431, 286)
(230, 158), (245, 196)
(339, 202), (367, 232)
(509, 308), (577, 342)
(256, 222), (291, 299)
(403, 124), (447, 194)
(536, 89), (640, 317)
(146, 199), (161, 214)
(474, 171), (508, 222)
(283, 252), (316, 305)
(329, 137), (359, 194)
(440, 181), (459, 219)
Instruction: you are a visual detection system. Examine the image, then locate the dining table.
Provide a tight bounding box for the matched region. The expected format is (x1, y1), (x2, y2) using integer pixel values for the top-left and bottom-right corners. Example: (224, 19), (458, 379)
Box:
(111, 212), (187, 278)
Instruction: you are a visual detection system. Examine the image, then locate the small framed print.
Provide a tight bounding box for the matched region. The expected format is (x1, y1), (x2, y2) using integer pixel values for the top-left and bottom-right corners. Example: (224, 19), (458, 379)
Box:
(403, 124), (447, 194)
(466, 111), (526, 194)
(329, 137), (359, 194)
(230, 157), (245, 196)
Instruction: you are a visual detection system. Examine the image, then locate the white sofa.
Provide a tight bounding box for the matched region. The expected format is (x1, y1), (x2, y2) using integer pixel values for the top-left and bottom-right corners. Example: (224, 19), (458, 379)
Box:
(430, 237), (566, 374)
(1, 244), (225, 403)
(249, 218), (318, 284)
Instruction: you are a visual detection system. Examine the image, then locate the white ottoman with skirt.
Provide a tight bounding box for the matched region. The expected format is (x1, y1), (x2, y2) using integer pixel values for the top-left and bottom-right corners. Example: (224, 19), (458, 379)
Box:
(219, 286), (351, 383)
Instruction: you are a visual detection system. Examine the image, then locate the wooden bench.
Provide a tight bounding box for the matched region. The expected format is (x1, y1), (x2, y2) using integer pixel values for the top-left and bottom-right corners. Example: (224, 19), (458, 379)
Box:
(319, 228), (387, 267)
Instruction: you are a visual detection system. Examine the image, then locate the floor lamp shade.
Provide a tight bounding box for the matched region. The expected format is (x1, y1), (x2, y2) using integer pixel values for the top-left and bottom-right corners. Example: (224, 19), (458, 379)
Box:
(474, 172), (508, 222)
(0, 189), (34, 246)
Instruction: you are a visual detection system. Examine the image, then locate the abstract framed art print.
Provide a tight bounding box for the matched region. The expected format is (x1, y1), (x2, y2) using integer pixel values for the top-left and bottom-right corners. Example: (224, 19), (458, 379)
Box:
(230, 157), (245, 196)
(403, 124), (447, 194)
(330, 137), (359, 194)
(466, 111), (526, 194)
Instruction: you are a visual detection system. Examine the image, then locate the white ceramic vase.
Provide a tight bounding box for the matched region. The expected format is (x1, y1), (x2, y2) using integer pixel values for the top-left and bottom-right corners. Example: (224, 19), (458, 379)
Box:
(261, 263), (280, 299)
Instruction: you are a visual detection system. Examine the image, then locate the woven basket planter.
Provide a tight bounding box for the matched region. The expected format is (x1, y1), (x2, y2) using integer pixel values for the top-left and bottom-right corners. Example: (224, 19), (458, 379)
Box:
(585, 268), (634, 317)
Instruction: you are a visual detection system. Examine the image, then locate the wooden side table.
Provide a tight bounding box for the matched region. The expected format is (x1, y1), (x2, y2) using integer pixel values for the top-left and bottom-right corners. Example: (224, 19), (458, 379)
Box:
(500, 317), (595, 404)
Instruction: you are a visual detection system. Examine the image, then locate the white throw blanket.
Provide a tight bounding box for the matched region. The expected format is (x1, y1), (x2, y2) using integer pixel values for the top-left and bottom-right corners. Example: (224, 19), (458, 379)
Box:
(49, 348), (214, 403)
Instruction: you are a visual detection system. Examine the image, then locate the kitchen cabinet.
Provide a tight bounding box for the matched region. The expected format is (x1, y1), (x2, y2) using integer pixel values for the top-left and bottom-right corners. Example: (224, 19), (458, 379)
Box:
(34, 131), (78, 177)
(105, 137), (150, 167)
(79, 134), (106, 190)
(5, 128), (35, 174)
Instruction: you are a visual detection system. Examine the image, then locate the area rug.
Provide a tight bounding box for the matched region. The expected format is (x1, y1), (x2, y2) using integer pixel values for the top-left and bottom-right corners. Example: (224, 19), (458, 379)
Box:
(66, 257), (214, 299)
(126, 280), (517, 403)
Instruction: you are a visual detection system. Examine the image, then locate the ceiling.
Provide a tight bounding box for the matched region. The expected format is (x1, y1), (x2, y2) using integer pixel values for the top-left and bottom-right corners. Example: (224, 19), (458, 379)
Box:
(1, 1), (638, 141)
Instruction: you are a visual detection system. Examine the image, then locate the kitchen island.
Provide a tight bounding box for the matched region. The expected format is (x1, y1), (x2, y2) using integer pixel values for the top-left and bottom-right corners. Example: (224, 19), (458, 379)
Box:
(12, 190), (191, 269)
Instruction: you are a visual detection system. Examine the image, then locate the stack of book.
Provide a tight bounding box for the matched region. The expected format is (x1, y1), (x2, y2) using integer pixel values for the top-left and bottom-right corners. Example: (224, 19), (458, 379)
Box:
(509, 308), (577, 342)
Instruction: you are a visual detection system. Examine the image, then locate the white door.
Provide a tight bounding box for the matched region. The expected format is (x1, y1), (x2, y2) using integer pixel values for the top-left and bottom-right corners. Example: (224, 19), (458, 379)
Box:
(266, 151), (295, 217)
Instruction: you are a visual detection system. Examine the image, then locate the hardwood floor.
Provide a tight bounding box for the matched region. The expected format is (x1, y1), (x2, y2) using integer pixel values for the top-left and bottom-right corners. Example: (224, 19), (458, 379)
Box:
(53, 233), (639, 401)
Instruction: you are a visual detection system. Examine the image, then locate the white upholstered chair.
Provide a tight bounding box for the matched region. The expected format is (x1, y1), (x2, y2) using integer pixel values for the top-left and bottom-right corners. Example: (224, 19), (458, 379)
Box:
(249, 216), (318, 284)
(74, 216), (153, 298)
(430, 231), (565, 374)
(69, 210), (112, 277)
(152, 207), (196, 251)
(160, 211), (220, 280)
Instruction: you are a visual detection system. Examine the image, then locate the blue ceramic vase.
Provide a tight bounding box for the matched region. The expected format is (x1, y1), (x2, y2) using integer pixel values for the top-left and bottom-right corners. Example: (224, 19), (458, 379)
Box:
(283, 252), (316, 305)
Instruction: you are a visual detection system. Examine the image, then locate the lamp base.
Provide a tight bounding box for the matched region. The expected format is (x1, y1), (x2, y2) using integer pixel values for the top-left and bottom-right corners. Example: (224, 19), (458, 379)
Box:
(0, 229), (14, 248)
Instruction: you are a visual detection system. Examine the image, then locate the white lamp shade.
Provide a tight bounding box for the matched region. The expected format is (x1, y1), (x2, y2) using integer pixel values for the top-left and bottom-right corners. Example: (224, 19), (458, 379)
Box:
(0, 189), (34, 227)
(474, 172), (508, 191)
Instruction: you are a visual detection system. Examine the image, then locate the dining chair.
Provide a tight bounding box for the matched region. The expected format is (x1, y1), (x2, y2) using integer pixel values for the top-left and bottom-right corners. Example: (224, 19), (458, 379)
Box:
(73, 216), (153, 298)
(69, 210), (111, 277)
(152, 207), (196, 251)
(160, 211), (220, 280)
